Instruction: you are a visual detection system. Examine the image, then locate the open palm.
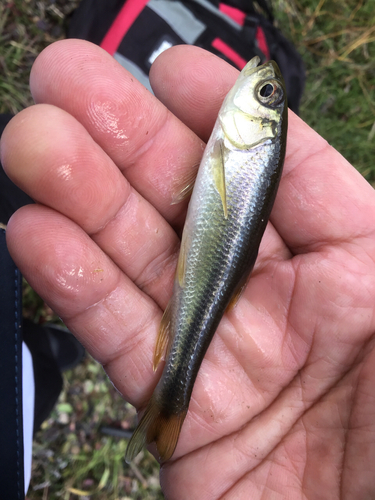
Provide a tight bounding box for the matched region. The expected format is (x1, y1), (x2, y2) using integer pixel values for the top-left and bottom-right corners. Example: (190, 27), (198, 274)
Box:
(2, 41), (375, 499)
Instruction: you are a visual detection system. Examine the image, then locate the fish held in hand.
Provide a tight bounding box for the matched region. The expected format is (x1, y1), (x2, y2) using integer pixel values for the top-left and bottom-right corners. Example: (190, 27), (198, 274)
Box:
(125, 56), (288, 463)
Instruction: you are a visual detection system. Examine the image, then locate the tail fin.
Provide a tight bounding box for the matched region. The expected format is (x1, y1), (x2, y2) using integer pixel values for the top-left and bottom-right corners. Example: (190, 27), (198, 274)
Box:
(125, 397), (187, 463)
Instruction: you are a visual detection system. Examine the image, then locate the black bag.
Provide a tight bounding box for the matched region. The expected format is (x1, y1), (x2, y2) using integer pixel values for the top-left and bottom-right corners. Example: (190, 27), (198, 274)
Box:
(68, 0), (305, 113)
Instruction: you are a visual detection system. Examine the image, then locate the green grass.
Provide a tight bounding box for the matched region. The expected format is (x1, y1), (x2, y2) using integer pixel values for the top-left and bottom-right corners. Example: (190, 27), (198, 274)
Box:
(30, 356), (163, 499)
(274, 0), (375, 180)
(0, 0), (77, 114)
(1, 1), (374, 499)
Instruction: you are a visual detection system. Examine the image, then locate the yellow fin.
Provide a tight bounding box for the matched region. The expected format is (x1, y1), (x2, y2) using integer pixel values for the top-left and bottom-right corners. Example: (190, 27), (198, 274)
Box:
(125, 398), (157, 464)
(226, 250), (259, 312)
(152, 410), (187, 463)
(226, 275), (249, 312)
(153, 301), (172, 371)
(125, 397), (187, 463)
(176, 231), (188, 287)
(171, 163), (199, 204)
(212, 139), (227, 219)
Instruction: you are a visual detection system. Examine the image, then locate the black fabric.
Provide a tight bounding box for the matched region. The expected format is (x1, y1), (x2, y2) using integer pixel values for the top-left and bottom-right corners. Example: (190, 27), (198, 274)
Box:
(0, 114), (34, 225)
(23, 320), (63, 435)
(41, 324), (85, 373)
(0, 229), (25, 499)
(67, 0), (124, 45)
(118, 7), (185, 73)
(218, 0), (274, 22)
(0, 113), (14, 131)
(185, 0), (266, 64)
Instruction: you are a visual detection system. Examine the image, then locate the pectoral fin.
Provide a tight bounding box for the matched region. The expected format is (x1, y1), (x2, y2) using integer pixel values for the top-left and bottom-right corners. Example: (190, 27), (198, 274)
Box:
(176, 230), (188, 287)
(212, 139), (228, 219)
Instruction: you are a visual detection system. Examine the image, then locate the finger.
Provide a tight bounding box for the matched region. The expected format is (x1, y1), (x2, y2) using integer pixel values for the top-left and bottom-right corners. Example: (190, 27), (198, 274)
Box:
(6, 205), (160, 404)
(150, 45), (238, 142)
(274, 112), (375, 252)
(1, 104), (178, 308)
(150, 46), (375, 253)
(29, 39), (204, 228)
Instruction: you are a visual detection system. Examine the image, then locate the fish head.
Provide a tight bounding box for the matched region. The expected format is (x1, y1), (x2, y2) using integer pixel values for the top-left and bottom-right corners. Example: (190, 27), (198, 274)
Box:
(219, 57), (287, 150)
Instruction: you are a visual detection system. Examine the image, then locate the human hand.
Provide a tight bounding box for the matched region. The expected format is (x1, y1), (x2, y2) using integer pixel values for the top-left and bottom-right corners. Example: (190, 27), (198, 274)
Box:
(2, 40), (375, 499)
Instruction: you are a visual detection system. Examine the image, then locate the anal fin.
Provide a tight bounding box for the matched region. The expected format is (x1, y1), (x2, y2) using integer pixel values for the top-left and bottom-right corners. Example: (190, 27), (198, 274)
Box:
(226, 251), (258, 312)
(226, 273), (249, 312)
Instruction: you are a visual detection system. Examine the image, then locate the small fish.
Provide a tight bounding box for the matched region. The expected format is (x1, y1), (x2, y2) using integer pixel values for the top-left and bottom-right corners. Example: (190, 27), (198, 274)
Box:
(125, 56), (288, 463)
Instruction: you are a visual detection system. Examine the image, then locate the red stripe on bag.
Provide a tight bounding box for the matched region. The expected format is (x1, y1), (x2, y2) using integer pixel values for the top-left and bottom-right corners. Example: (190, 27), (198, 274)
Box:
(256, 26), (270, 60)
(101, 0), (149, 55)
(219, 3), (246, 26)
(212, 38), (247, 69)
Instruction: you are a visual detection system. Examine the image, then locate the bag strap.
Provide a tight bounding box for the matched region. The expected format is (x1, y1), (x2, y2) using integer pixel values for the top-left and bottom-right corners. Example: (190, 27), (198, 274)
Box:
(205, 0), (274, 22)
(0, 228), (25, 499)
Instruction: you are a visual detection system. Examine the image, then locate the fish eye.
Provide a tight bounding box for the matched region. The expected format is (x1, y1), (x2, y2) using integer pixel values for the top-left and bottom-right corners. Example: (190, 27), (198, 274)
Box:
(256, 79), (284, 107)
(259, 83), (274, 98)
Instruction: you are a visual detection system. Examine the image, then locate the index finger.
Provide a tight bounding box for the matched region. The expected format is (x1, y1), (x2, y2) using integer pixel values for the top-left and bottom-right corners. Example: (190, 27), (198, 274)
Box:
(29, 39), (204, 229)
